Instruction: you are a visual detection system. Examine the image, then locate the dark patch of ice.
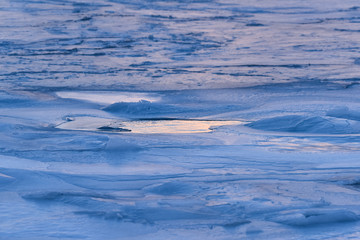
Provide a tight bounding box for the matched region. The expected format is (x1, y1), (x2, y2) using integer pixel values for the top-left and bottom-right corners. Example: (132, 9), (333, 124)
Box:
(246, 22), (265, 27)
(222, 220), (251, 229)
(97, 126), (131, 132)
(246, 226), (263, 235)
(103, 100), (182, 115)
(22, 191), (115, 202)
(146, 181), (194, 196)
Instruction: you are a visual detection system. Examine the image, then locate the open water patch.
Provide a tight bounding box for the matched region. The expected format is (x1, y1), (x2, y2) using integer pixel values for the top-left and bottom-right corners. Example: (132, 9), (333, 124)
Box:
(56, 91), (161, 105)
(56, 116), (242, 134)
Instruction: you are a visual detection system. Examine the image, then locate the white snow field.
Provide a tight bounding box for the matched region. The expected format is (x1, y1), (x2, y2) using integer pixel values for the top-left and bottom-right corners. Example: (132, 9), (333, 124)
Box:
(1, 0), (360, 239)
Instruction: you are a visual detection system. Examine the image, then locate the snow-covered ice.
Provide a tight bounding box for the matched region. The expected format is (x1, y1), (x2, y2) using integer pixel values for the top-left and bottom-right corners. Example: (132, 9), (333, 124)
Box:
(2, 0), (360, 239)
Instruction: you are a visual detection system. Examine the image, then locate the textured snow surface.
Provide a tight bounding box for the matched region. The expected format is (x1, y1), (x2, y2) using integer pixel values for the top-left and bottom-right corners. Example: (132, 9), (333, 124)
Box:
(2, 0), (360, 239)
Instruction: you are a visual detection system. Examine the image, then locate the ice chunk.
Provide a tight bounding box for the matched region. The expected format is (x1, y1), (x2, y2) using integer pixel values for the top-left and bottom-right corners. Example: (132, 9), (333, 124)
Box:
(247, 115), (360, 134)
(269, 209), (359, 226)
(327, 107), (360, 121)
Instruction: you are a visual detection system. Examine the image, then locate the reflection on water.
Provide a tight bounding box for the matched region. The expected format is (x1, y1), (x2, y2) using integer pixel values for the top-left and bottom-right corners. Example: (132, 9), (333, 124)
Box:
(56, 91), (161, 105)
(256, 137), (360, 152)
(56, 116), (242, 134)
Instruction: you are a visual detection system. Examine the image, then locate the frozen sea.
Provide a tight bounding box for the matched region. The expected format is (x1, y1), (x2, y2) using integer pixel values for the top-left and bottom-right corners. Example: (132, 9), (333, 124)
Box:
(1, 0), (360, 239)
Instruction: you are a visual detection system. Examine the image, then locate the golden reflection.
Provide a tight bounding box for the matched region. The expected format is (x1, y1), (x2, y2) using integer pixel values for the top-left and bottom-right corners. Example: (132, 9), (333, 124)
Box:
(56, 116), (242, 134)
(125, 120), (240, 134)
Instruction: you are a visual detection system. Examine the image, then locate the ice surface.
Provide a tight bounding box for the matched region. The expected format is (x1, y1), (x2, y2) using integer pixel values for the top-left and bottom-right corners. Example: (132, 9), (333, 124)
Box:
(246, 115), (360, 134)
(2, 0), (360, 239)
